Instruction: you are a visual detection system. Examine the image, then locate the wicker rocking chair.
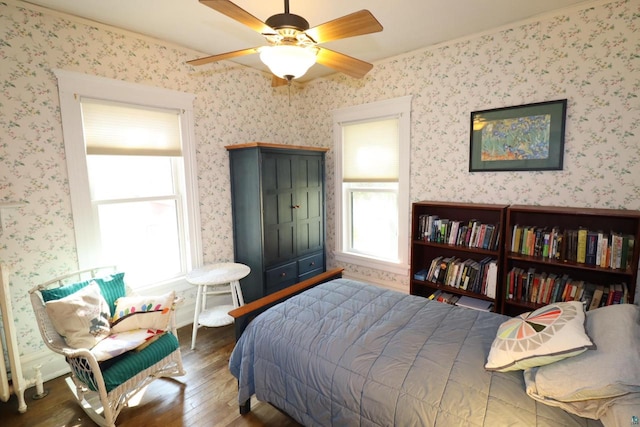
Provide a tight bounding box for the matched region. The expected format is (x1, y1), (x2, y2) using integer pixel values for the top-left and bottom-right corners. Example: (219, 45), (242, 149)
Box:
(29, 266), (186, 427)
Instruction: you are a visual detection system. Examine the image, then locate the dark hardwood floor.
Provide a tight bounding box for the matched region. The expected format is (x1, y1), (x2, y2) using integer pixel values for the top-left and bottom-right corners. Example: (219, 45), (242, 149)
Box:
(1, 324), (301, 427)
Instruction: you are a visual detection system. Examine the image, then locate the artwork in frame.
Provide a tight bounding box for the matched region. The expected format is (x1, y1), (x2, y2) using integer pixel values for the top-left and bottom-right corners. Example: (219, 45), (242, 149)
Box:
(469, 99), (567, 172)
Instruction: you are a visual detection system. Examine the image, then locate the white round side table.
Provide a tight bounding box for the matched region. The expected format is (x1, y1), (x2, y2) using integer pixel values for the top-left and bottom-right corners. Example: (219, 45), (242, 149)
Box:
(187, 262), (250, 350)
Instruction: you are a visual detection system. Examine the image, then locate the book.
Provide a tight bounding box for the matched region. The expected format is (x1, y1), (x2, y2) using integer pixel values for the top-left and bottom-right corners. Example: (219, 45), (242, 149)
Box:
(456, 295), (494, 312)
(485, 261), (498, 299)
(585, 231), (598, 265)
(511, 224), (522, 252)
(589, 285), (604, 311)
(428, 290), (442, 300)
(580, 283), (594, 309)
(620, 234), (632, 270)
(613, 283), (624, 304)
(576, 228), (588, 263)
(610, 233), (623, 269)
(426, 256), (442, 281)
(599, 234), (609, 267)
(413, 268), (429, 281)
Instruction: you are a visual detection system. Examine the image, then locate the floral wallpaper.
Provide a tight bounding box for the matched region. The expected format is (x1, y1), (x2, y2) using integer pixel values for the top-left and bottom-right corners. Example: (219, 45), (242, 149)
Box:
(0, 0), (639, 380)
(303, 0), (640, 289)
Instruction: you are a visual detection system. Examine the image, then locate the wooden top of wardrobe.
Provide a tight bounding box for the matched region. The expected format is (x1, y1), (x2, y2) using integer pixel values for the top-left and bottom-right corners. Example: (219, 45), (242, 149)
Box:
(225, 142), (329, 152)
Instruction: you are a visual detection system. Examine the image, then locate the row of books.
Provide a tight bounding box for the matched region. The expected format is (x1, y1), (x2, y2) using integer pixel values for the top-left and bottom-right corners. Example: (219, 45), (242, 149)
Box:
(505, 266), (629, 310)
(510, 224), (635, 270)
(418, 214), (500, 251)
(414, 255), (498, 298)
(417, 214), (501, 251)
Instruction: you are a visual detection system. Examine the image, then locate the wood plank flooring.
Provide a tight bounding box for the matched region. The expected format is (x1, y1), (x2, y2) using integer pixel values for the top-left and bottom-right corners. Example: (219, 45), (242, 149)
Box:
(0, 324), (301, 427)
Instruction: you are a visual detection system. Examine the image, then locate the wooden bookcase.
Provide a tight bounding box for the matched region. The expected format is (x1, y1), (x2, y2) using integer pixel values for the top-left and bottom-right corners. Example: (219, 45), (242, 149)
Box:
(503, 205), (640, 316)
(410, 201), (508, 312)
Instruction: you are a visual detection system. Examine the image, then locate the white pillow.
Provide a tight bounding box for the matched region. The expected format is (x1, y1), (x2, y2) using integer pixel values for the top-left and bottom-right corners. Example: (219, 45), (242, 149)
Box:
(598, 393), (640, 427)
(524, 303), (640, 419)
(45, 283), (111, 349)
(90, 329), (164, 362)
(485, 301), (594, 372)
(110, 291), (175, 333)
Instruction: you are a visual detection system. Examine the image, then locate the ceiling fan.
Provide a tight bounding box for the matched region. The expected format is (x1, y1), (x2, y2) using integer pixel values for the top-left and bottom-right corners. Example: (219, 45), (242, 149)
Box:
(187, 0), (383, 86)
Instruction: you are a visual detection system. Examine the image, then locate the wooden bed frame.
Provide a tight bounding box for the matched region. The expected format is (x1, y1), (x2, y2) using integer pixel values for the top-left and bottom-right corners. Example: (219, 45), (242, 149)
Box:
(228, 267), (344, 414)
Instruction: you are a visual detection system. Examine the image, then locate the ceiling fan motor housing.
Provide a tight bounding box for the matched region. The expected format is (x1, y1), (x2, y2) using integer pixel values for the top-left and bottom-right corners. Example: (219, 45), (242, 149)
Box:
(265, 13), (309, 32)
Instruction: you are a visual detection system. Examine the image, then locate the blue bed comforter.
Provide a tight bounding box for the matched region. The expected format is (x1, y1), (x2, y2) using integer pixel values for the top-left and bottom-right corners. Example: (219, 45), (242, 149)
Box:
(229, 278), (602, 426)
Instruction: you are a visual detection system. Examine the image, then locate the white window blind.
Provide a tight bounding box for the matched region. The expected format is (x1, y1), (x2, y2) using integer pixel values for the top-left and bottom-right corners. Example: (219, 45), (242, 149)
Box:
(81, 98), (182, 156)
(342, 118), (399, 182)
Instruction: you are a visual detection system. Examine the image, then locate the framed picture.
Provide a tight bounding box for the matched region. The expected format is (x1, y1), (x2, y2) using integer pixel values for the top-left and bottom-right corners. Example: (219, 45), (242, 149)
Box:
(469, 99), (567, 172)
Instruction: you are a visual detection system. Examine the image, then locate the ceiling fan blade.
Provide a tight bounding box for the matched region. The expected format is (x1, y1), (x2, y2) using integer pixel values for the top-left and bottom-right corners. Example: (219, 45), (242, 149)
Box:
(187, 47), (259, 66)
(316, 48), (373, 79)
(305, 10), (382, 44)
(272, 76), (289, 87)
(199, 0), (274, 34)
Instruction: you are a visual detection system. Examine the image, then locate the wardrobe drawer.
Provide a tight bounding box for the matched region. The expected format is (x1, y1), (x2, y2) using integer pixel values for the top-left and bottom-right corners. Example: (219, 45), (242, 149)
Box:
(265, 262), (297, 293)
(298, 253), (324, 276)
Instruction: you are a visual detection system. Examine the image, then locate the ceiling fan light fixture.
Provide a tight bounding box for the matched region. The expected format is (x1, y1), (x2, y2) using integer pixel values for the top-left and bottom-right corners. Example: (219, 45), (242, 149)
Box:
(259, 45), (317, 80)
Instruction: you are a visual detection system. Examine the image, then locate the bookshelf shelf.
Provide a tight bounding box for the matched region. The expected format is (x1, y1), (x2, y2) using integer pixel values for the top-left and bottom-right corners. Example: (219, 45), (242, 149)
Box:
(410, 201), (508, 312)
(506, 252), (636, 275)
(503, 205), (640, 316)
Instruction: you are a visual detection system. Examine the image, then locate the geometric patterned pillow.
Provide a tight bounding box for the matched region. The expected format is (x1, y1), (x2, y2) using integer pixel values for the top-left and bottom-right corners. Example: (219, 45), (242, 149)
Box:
(485, 301), (594, 372)
(110, 291), (175, 333)
(44, 282), (111, 349)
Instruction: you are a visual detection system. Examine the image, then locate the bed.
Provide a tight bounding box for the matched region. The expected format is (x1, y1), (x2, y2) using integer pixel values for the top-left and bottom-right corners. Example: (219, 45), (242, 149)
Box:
(229, 269), (638, 426)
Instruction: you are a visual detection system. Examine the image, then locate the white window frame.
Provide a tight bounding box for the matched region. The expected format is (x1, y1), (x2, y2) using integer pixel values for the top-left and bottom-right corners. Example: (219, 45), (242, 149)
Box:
(333, 96), (412, 276)
(54, 69), (202, 293)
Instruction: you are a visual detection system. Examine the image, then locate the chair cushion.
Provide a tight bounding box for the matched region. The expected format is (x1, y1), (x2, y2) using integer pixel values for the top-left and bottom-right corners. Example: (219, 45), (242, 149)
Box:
(41, 272), (126, 315)
(90, 328), (165, 362)
(98, 332), (180, 393)
(45, 283), (111, 349)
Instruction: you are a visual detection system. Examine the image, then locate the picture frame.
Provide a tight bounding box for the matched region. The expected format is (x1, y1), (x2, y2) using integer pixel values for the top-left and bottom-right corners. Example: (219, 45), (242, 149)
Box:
(469, 99), (567, 172)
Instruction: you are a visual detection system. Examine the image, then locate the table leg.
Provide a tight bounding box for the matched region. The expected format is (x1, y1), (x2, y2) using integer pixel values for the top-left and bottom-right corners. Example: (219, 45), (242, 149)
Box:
(230, 280), (245, 308)
(191, 284), (203, 350)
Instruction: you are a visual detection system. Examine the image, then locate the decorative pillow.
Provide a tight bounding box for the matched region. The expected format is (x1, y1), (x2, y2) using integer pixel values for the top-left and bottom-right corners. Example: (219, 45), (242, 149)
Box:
(485, 301), (594, 372)
(110, 291), (175, 333)
(40, 272), (126, 315)
(90, 328), (164, 362)
(524, 303), (640, 412)
(45, 283), (111, 349)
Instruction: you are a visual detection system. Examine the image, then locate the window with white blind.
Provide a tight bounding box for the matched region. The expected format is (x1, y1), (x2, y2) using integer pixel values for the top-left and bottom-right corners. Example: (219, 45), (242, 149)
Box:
(54, 70), (201, 291)
(333, 96), (411, 275)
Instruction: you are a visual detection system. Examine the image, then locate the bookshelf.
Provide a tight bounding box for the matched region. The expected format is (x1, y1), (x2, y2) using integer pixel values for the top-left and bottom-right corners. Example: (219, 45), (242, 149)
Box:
(503, 205), (640, 316)
(410, 201), (508, 312)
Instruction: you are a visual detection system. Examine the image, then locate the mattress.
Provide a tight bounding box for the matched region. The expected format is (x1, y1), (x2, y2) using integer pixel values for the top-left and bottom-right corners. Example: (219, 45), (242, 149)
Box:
(229, 278), (602, 426)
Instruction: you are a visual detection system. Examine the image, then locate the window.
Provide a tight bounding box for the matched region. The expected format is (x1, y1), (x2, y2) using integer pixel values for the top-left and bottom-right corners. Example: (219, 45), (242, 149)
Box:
(333, 96), (411, 275)
(54, 70), (201, 291)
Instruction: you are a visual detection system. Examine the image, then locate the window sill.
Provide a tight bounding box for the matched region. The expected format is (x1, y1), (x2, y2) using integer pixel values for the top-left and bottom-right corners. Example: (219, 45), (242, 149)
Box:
(334, 251), (409, 276)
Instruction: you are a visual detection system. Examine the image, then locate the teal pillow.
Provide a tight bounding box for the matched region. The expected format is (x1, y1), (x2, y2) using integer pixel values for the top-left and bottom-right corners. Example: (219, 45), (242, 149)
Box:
(40, 272), (126, 315)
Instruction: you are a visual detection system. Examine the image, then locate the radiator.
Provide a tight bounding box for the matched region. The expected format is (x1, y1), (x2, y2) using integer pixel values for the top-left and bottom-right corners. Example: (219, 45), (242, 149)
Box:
(0, 264), (45, 412)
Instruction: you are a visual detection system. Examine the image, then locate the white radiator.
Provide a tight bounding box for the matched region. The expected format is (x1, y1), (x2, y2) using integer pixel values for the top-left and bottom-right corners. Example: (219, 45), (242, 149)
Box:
(0, 264), (45, 412)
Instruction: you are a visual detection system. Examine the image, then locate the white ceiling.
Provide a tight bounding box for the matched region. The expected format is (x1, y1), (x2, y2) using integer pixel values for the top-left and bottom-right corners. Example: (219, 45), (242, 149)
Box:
(22, 0), (594, 82)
